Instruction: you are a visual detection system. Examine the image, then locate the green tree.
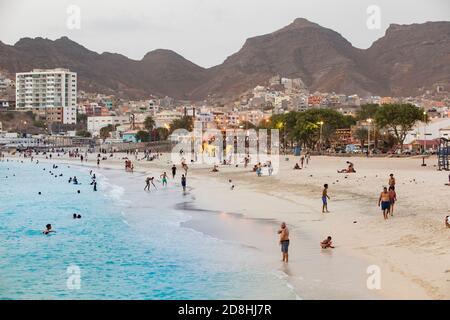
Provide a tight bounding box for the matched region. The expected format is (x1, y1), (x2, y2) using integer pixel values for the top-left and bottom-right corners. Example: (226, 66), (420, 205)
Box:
(264, 109), (356, 150)
(154, 127), (169, 141)
(374, 104), (426, 152)
(99, 124), (115, 140)
(356, 104), (379, 121)
(170, 116), (193, 133)
(353, 127), (368, 149)
(136, 130), (150, 142)
(143, 116), (155, 132)
(77, 113), (88, 125)
(76, 130), (92, 138)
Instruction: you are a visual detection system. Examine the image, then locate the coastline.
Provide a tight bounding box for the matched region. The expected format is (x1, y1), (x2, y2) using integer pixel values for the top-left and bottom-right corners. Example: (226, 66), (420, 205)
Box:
(5, 152), (449, 299)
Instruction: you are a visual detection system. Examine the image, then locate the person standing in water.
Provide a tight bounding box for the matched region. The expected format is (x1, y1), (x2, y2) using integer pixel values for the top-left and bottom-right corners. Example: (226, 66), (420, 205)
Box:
(322, 184), (330, 213)
(160, 172), (168, 187)
(181, 174), (187, 192)
(278, 222), (289, 263)
(171, 165), (177, 179)
(378, 187), (391, 220)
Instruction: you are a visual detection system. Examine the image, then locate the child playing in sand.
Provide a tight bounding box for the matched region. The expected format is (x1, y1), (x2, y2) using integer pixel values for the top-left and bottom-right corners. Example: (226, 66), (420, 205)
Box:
(321, 236), (334, 249)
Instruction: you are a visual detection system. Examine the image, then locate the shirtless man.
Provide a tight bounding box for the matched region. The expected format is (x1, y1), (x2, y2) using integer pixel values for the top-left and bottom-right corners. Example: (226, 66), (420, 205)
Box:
(322, 184), (330, 213)
(160, 172), (168, 187)
(378, 187), (391, 220)
(389, 174), (396, 188)
(277, 222), (290, 263)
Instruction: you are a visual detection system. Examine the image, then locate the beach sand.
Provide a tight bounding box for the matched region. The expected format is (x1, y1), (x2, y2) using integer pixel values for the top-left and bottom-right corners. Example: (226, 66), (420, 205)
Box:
(9, 152), (450, 299)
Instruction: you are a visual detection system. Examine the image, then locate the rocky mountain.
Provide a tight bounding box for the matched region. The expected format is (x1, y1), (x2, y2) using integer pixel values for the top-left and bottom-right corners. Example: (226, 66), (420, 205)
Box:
(0, 18), (449, 100)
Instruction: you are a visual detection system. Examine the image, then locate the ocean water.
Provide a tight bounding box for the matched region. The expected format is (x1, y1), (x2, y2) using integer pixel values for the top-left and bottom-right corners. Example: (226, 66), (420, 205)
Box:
(0, 159), (297, 299)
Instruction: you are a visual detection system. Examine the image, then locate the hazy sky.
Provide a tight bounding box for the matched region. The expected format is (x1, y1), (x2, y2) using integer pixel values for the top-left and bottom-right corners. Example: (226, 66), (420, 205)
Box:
(0, 0), (449, 67)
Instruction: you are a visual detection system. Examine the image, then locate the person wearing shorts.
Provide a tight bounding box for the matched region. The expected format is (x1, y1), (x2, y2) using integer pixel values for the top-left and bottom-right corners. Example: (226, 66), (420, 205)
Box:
(278, 222), (290, 263)
(160, 172), (168, 187)
(378, 187), (390, 220)
(322, 184), (330, 213)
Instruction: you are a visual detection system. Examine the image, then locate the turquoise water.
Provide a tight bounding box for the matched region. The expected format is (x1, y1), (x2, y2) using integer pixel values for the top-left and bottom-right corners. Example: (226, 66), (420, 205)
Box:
(0, 159), (296, 299)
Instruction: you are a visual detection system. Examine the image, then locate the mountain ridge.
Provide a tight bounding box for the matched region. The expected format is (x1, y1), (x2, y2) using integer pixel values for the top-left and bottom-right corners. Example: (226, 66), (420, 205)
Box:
(1, 18), (449, 100)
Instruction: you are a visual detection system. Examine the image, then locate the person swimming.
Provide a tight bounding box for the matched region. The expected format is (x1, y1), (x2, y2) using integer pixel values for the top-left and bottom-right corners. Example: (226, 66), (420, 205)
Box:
(42, 224), (55, 235)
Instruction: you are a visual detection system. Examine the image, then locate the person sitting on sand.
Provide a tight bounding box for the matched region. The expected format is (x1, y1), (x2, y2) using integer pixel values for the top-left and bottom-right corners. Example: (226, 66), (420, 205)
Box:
(337, 161), (355, 173)
(42, 224), (55, 235)
(378, 187), (390, 220)
(294, 163), (301, 170)
(321, 236), (334, 249)
(278, 222), (290, 263)
(212, 165), (219, 172)
(446, 215), (450, 228)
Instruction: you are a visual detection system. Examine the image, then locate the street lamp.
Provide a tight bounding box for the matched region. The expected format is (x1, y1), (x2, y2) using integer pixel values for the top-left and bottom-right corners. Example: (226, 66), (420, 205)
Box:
(367, 118), (373, 154)
(317, 121), (324, 152)
(423, 111), (427, 153)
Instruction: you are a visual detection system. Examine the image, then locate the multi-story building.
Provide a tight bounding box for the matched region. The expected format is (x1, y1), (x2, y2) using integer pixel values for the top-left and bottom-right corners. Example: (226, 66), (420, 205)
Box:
(16, 68), (77, 124)
(87, 115), (129, 135)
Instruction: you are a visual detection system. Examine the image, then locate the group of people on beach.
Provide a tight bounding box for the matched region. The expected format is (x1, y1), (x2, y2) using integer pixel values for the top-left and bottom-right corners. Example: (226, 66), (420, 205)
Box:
(278, 222), (334, 263)
(378, 174), (397, 220)
(144, 164), (187, 193)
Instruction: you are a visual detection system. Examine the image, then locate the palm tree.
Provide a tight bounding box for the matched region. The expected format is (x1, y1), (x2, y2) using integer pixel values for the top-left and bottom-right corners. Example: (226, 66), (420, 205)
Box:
(143, 116), (155, 132)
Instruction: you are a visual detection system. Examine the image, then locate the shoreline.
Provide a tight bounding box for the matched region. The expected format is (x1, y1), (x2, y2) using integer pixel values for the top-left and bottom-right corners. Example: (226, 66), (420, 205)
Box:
(4, 152), (449, 299)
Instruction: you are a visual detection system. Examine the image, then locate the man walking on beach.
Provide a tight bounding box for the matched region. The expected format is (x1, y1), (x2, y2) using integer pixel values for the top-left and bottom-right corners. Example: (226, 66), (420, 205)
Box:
(378, 187), (391, 220)
(389, 174), (396, 188)
(322, 184), (330, 213)
(278, 222), (290, 263)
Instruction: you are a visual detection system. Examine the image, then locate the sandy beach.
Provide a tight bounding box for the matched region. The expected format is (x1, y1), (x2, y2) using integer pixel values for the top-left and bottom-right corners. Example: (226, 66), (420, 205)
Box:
(8, 152), (449, 299)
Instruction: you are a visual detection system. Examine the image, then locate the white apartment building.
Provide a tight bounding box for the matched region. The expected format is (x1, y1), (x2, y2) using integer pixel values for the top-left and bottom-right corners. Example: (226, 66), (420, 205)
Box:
(87, 115), (129, 135)
(16, 68), (77, 124)
(154, 110), (183, 129)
